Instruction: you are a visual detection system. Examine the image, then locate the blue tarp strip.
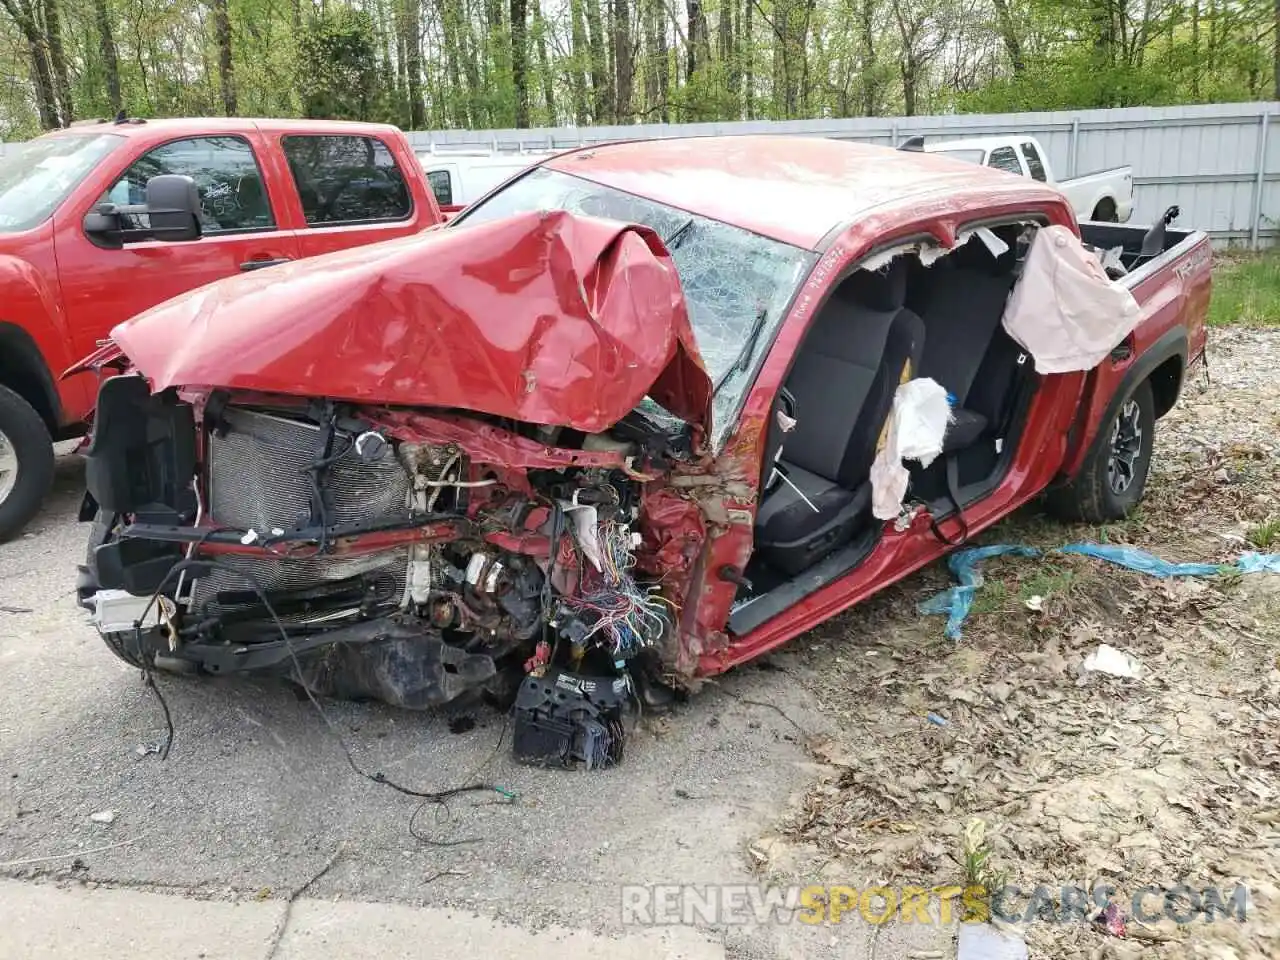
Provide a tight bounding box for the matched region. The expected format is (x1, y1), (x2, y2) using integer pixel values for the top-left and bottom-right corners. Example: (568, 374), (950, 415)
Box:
(919, 543), (1280, 640)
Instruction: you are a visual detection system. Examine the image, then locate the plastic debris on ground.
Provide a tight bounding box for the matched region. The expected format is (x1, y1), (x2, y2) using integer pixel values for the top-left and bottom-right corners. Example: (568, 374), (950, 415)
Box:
(957, 922), (1029, 960)
(1238, 551), (1280, 573)
(1094, 903), (1128, 938)
(919, 543), (1280, 640)
(871, 377), (952, 520)
(917, 545), (1040, 640)
(1058, 543), (1226, 577)
(1082, 643), (1144, 679)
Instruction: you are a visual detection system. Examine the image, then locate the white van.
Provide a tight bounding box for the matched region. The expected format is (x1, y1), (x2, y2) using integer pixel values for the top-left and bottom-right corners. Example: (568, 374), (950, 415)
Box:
(417, 150), (559, 211)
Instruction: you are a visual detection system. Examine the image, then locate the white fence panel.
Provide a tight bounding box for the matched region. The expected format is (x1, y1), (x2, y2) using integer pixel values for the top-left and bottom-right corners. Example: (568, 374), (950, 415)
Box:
(409, 101), (1280, 248)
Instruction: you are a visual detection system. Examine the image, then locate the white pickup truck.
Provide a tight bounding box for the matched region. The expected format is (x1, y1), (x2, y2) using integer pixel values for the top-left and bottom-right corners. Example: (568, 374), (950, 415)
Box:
(416, 149), (558, 214)
(904, 134), (1134, 223)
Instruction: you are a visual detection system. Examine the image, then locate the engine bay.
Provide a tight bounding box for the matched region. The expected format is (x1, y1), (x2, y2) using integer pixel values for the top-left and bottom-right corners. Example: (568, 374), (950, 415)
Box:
(79, 374), (705, 769)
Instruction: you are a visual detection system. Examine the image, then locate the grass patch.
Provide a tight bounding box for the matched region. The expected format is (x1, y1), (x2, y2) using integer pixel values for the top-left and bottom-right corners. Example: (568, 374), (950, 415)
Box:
(1208, 251), (1280, 327)
(1246, 517), (1280, 549)
(1017, 565), (1076, 604)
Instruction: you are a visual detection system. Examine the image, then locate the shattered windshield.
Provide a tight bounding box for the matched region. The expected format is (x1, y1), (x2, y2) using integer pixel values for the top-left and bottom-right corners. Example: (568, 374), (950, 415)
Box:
(0, 133), (123, 233)
(452, 166), (815, 448)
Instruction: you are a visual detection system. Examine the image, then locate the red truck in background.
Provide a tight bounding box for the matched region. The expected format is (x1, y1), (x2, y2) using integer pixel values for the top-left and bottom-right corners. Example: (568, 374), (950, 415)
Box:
(0, 116), (443, 540)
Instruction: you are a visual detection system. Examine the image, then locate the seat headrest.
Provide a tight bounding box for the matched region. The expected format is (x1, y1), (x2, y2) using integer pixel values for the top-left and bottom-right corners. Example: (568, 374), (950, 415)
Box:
(847, 258), (908, 311)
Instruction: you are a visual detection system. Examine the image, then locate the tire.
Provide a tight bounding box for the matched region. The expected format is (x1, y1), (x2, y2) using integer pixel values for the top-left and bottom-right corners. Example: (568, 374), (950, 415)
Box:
(1091, 199), (1118, 223)
(0, 384), (55, 542)
(1047, 379), (1156, 524)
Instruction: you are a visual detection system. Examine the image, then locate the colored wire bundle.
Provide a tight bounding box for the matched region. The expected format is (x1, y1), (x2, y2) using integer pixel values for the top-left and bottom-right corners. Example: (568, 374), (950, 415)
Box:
(562, 519), (674, 657)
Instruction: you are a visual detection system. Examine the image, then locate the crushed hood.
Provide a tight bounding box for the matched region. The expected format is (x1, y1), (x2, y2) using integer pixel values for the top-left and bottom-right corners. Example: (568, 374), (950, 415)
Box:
(107, 210), (712, 436)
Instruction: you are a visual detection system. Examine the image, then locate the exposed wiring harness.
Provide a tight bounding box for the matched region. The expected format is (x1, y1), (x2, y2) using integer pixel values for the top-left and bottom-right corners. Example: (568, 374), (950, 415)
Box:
(560, 519), (675, 657)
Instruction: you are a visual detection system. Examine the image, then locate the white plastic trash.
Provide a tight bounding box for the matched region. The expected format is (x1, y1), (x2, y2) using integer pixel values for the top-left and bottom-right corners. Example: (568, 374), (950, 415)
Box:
(1082, 643), (1144, 679)
(957, 922), (1029, 960)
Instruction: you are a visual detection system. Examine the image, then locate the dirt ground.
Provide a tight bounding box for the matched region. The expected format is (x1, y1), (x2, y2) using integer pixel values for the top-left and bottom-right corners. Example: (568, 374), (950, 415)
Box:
(744, 326), (1280, 958)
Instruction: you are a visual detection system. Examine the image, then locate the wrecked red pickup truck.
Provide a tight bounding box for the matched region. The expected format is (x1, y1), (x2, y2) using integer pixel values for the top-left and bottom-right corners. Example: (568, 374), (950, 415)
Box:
(72, 137), (1209, 767)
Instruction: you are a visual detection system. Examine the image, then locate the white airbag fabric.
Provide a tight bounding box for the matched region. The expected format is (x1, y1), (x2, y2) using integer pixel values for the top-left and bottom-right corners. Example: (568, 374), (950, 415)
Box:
(1002, 225), (1141, 373)
(871, 377), (952, 520)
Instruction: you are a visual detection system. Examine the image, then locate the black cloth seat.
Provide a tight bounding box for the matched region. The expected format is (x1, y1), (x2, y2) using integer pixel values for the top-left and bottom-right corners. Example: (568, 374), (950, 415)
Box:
(915, 235), (1020, 453)
(755, 259), (924, 576)
(940, 408), (988, 454)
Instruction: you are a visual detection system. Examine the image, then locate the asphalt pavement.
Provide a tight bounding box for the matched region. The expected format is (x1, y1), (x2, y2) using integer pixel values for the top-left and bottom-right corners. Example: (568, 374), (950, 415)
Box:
(0, 449), (928, 959)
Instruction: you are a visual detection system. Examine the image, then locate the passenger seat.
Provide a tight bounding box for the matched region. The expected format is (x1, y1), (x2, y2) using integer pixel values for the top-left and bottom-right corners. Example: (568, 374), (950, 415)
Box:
(754, 260), (924, 576)
(915, 233), (1019, 453)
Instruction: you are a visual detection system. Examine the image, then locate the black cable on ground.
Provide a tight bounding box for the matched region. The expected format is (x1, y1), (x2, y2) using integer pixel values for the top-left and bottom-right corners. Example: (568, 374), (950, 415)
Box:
(129, 557), (514, 837)
(143, 671), (174, 760)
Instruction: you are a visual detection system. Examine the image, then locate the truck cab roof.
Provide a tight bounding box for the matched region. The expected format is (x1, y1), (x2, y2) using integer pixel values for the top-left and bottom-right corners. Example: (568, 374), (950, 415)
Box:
(39, 116), (406, 143)
(542, 135), (1067, 250)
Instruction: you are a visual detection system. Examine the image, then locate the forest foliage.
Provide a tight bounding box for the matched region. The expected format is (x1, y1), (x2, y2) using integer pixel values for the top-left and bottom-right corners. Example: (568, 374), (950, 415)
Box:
(1, 0), (1276, 140)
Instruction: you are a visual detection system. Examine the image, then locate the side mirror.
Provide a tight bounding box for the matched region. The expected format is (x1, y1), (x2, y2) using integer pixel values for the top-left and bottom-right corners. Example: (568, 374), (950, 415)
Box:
(144, 174), (202, 242)
(82, 174), (202, 250)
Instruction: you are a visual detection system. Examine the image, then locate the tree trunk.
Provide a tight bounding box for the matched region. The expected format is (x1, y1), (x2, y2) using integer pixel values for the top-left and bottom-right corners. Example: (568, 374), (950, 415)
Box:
(613, 0), (632, 120)
(40, 0), (73, 124)
(743, 0), (752, 117)
(1190, 0), (1200, 98)
(93, 0), (122, 113)
(28, 36), (60, 128)
(511, 0), (529, 126)
(403, 0), (425, 128)
(859, 0), (876, 115)
(569, 0), (590, 122)
(901, 60), (916, 115)
(211, 0), (236, 115)
(989, 0), (1023, 75)
(0, 0), (59, 127)
(1264, 0), (1274, 99)
(686, 0), (709, 81)
(585, 0), (610, 121)
(533, 0), (555, 122)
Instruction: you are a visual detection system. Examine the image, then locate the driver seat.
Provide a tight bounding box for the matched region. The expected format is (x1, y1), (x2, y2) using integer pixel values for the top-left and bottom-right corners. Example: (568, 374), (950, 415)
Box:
(754, 260), (925, 576)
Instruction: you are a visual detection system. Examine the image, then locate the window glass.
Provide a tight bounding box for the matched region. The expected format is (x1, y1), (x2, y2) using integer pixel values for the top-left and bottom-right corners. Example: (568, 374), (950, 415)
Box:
(987, 146), (1023, 176)
(0, 133), (123, 233)
(282, 135), (412, 225)
(102, 136), (273, 233)
(933, 148), (985, 165)
(1021, 142), (1047, 181)
(426, 169), (453, 206)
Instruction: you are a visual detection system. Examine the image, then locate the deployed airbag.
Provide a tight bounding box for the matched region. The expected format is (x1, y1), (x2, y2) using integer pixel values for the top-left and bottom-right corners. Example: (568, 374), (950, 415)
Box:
(1001, 225), (1141, 373)
(870, 377), (952, 520)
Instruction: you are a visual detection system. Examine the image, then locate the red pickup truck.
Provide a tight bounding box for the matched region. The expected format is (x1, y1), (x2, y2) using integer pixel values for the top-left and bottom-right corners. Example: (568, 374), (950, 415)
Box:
(0, 116), (442, 539)
(73, 137), (1210, 764)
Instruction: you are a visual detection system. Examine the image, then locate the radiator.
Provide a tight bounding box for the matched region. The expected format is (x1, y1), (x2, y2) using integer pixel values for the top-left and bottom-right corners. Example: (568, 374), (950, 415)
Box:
(197, 407), (412, 621)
